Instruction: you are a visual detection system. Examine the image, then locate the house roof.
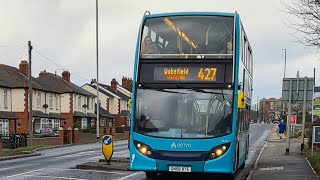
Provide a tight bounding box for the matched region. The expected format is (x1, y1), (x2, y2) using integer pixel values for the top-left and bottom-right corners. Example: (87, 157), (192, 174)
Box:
(36, 73), (94, 96)
(0, 64), (61, 93)
(95, 105), (114, 118)
(73, 111), (87, 117)
(32, 110), (50, 118)
(99, 83), (130, 100)
(49, 113), (65, 119)
(85, 84), (115, 98)
(0, 111), (18, 119)
(120, 110), (130, 117)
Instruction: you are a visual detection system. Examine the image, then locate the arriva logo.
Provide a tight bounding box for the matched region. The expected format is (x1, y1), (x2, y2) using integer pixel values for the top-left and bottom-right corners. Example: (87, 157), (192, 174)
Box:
(170, 142), (192, 148)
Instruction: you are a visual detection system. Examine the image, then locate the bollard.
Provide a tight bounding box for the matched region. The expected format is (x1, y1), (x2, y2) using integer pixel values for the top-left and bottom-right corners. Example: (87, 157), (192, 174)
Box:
(67, 127), (73, 144)
(73, 128), (79, 144)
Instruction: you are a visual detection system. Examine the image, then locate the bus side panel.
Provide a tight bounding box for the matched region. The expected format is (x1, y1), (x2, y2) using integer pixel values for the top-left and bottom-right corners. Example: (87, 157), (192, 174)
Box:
(204, 142), (235, 174)
(238, 131), (248, 168)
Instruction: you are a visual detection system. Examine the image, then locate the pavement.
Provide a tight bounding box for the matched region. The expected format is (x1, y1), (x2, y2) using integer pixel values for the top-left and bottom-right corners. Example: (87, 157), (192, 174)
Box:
(248, 126), (319, 180)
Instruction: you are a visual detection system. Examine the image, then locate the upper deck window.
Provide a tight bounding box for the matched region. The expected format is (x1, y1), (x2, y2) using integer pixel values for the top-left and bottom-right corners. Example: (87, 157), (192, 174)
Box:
(140, 16), (234, 59)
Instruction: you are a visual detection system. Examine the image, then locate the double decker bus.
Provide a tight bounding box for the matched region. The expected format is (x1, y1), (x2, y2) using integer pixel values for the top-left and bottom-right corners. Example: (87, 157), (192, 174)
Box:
(129, 11), (253, 179)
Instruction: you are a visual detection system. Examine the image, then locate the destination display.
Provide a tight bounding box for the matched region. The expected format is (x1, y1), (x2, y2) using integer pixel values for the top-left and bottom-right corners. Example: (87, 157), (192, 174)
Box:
(138, 63), (232, 83)
(154, 66), (217, 81)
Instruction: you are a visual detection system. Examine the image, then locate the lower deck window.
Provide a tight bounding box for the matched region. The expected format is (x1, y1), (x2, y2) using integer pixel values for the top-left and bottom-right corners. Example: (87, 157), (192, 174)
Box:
(0, 119), (9, 136)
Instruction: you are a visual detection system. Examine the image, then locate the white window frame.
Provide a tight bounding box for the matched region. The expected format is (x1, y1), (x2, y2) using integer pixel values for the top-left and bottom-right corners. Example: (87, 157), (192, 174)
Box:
(83, 96), (86, 109)
(40, 118), (51, 129)
(0, 119), (9, 136)
(78, 95), (81, 109)
(52, 119), (60, 130)
(37, 92), (41, 108)
(48, 94), (53, 109)
(87, 98), (90, 110)
(81, 118), (88, 129)
(3, 90), (8, 109)
(55, 94), (59, 110)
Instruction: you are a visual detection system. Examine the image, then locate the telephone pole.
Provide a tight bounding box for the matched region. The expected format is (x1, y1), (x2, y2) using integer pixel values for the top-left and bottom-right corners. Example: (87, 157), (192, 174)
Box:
(28, 41), (33, 145)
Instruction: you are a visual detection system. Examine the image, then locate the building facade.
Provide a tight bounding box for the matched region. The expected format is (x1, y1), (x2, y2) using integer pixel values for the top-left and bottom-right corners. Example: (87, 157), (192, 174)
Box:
(82, 77), (132, 126)
(259, 98), (283, 122)
(0, 61), (64, 135)
(36, 70), (96, 129)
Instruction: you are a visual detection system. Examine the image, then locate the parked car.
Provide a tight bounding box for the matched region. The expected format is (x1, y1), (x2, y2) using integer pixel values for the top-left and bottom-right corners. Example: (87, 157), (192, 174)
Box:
(34, 129), (58, 138)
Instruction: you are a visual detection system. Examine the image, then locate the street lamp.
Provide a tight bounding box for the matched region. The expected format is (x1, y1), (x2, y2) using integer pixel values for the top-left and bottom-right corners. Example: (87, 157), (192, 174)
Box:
(96, 0), (100, 140)
(281, 49), (287, 116)
(282, 49), (287, 78)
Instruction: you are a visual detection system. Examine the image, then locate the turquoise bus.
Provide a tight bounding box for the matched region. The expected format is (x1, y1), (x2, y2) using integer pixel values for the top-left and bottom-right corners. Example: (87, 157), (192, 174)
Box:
(129, 11), (253, 179)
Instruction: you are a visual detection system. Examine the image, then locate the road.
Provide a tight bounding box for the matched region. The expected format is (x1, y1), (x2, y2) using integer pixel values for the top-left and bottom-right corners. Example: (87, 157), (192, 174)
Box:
(0, 123), (273, 180)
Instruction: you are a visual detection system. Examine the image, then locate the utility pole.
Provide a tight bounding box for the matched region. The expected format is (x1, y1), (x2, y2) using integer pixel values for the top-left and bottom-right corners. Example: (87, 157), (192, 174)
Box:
(257, 96), (259, 122)
(28, 41), (33, 146)
(96, 0), (100, 140)
(301, 77), (308, 153)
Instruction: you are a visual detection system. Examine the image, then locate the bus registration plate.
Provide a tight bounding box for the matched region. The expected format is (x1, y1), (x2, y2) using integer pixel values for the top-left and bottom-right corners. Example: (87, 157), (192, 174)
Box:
(169, 166), (191, 172)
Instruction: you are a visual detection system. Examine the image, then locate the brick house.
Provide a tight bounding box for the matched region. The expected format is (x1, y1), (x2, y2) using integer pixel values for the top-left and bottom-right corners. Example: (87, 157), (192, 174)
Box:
(36, 70), (96, 129)
(0, 80), (17, 135)
(259, 98), (283, 122)
(82, 77), (132, 126)
(0, 61), (64, 135)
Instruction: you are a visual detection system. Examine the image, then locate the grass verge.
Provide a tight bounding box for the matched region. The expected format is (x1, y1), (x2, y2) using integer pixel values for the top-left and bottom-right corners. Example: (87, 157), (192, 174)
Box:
(0, 145), (46, 157)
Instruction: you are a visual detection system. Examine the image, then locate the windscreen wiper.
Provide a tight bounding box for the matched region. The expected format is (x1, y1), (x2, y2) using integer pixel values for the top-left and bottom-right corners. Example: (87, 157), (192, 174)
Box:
(140, 84), (187, 94)
(175, 84), (226, 95)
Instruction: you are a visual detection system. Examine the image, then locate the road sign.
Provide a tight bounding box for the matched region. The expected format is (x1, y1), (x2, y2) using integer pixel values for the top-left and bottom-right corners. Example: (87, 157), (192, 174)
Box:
(102, 135), (113, 163)
(282, 78), (314, 103)
(313, 126), (320, 144)
(290, 115), (297, 124)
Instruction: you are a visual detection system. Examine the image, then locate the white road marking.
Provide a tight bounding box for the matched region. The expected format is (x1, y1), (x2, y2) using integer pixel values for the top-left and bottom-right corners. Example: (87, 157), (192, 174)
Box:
(0, 164), (38, 171)
(22, 174), (86, 180)
(54, 151), (95, 159)
(5, 168), (45, 178)
(86, 155), (104, 160)
(118, 172), (144, 180)
(48, 168), (127, 175)
(258, 166), (284, 171)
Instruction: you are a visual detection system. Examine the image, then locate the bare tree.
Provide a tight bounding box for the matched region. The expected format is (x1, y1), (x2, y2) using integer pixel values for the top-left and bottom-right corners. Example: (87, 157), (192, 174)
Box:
(282, 0), (320, 49)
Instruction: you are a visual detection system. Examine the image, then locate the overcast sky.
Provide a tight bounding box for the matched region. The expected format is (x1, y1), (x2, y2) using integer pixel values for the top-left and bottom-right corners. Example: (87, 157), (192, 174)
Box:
(0, 0), (319, 104)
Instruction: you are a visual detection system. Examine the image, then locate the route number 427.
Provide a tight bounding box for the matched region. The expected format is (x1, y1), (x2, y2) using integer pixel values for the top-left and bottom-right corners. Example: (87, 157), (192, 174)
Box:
(197, 68), (217, 80)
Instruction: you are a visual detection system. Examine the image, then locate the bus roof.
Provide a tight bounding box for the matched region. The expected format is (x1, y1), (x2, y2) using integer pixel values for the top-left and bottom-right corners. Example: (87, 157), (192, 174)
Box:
(145, 12), (236, 19)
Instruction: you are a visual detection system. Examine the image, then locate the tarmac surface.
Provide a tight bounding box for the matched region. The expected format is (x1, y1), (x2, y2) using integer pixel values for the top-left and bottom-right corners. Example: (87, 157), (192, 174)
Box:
(248, 126), (319, 180)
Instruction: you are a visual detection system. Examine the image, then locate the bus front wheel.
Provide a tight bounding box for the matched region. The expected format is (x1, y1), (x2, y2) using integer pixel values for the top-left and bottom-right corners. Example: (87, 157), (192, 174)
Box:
(225, 173), (235, 180)
(145, 171), (157, 179)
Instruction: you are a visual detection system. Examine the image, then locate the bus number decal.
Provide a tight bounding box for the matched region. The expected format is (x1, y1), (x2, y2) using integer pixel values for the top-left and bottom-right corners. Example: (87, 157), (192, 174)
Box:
(197, 68), (217, 80)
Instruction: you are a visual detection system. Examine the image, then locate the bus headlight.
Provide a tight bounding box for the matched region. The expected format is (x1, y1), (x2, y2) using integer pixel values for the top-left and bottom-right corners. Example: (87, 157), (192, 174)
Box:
(134, 140), (153, 158)
(207, 143), (231, 160)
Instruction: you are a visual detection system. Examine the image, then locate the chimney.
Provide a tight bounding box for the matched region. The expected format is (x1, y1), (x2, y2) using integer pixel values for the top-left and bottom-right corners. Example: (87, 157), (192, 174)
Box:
(39, 70), (47, 77)
(62, 71), (70, 82)
(111, 78), (117, 90)
(122, 76), (132, 90)
(19, 60), (28, 77)
(91, 79), (96, 85)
